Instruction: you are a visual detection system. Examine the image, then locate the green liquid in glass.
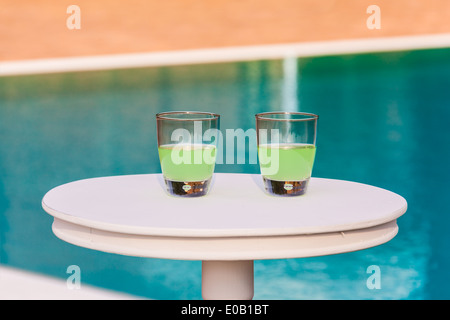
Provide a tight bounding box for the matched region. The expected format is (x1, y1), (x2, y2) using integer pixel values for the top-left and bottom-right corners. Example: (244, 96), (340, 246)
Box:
(258, 143), (316, 181)
(158, 144), (217, 182)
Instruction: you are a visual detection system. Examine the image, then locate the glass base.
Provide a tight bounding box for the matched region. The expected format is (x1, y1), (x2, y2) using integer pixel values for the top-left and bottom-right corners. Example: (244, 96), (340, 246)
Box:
(262, 177), (310, 196)
(164, 178), (211, 197)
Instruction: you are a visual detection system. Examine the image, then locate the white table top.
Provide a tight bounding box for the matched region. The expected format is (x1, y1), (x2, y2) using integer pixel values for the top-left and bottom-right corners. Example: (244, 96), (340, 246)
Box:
(42, 173), (407, 238)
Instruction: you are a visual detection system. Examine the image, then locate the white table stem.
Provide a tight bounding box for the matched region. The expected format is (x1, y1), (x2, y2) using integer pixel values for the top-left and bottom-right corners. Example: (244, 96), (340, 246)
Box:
(202, 260), (254, 300)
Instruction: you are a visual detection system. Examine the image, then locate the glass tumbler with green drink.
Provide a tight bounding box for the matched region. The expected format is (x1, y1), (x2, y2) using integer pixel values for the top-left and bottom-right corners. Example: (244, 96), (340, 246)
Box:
(156, 111), (220, 197)
(255, 112), (318, 196)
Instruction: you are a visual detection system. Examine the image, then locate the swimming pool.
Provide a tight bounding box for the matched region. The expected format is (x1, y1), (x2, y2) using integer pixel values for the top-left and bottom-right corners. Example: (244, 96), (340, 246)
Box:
(1, 48), (449, 299)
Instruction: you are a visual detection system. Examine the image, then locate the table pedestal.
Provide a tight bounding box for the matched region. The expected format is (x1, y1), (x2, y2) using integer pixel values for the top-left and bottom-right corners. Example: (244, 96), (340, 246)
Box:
(202, 260), (254, 300)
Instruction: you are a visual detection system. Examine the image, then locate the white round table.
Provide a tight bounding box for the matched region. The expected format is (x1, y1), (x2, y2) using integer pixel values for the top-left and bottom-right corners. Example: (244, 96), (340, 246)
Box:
(42, 173), (407, 300)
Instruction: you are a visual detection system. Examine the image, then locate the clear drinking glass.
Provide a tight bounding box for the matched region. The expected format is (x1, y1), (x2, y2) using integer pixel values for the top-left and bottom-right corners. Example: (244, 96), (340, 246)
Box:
(255, 112), (318, 196)
(156, 111), (220, 197)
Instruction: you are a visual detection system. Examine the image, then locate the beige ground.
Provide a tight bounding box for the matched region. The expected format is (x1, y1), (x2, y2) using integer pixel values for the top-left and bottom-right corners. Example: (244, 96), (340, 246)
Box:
(1, 0), (450, 61)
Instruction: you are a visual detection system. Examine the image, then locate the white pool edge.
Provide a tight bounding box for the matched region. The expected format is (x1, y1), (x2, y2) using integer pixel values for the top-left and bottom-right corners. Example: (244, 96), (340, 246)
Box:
(0, 265), (143, 300)
(1, 33), (450, 76)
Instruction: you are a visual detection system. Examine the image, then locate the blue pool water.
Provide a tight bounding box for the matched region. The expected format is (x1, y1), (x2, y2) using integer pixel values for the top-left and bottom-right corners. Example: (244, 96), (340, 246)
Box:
(1, 48), (450, 299)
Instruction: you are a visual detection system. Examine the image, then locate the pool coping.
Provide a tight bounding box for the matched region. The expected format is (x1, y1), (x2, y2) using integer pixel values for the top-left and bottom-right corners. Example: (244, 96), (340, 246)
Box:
(1, 33), (450, 76)
(0, 265), (142, 300)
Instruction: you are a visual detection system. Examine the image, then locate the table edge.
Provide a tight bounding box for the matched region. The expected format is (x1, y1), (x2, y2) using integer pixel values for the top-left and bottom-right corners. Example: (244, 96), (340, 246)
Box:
(51, 218), (400, 260)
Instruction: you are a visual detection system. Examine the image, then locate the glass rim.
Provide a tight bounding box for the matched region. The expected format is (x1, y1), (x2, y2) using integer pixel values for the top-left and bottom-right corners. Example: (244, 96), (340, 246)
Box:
(156, 111), (220, 121)
(255, 111), (318, 121)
